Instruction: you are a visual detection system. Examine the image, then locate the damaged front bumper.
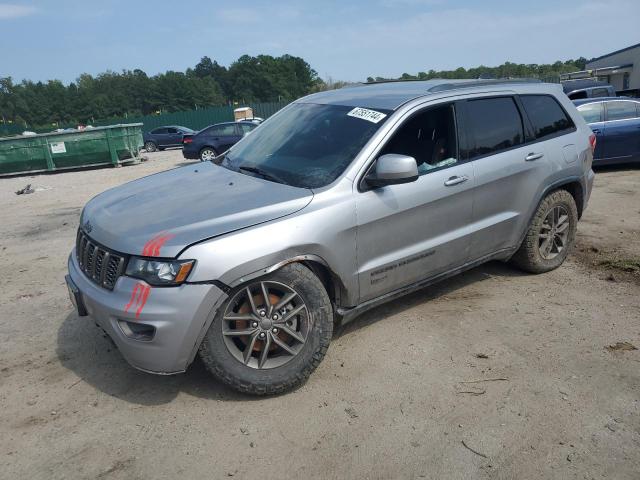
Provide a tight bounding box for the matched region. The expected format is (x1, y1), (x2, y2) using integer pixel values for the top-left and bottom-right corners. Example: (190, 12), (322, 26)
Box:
(67, 251), (227, 374)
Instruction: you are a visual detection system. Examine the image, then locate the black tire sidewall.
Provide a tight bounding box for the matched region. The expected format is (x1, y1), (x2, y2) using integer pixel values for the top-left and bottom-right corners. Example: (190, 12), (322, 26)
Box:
(514, 190), (578, 273)
(199, 263), (333, 394)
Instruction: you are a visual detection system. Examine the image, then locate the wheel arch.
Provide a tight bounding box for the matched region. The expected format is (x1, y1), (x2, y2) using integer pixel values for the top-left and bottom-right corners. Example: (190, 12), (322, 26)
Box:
(224, 255), (347, 310)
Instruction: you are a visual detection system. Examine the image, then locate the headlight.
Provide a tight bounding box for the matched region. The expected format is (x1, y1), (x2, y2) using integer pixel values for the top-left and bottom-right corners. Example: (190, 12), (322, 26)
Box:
(125, 258), (195, 286)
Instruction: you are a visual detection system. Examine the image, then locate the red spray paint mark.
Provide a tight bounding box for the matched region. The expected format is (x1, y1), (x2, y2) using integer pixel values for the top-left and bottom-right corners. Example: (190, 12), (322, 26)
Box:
(124, 282), (151, 319)
(142, 231), (175, 257)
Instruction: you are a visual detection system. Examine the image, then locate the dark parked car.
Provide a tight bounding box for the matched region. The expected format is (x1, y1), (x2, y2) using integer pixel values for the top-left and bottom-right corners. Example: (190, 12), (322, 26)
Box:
(143, 126), (194, 152)
(574, 97), (640, 165)
(182, 122), (258, 161)
(562, 79), (616, 100)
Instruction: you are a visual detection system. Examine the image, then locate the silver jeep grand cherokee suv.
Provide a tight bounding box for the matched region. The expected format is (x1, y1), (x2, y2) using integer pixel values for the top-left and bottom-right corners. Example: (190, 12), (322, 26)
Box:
(66, 80), (595, 395)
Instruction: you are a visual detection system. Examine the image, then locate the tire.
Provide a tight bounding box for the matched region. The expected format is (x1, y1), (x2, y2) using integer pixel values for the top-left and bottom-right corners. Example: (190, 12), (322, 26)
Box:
(511, 189), (578, 274)
(199, 263), (333, 395)
(200, 147), (217, 162)
(144, 141), (157, 152)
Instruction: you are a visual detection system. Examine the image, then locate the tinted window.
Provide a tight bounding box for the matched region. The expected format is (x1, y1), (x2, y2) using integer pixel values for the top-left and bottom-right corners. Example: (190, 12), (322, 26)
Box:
(222, 103), (390, 188)
(465, 97), (524, 159)
(520, 95), (574, 139)
(568, 91), (587, 100)
(381, 104), (458, 175)
(591, 88), (610, 98)
(167, 128), (179, 134)
(207, 124), (236, 136)
(577, 103), (604, 123)
(606, 101), (638, 121)
(151, 128), (167, 134)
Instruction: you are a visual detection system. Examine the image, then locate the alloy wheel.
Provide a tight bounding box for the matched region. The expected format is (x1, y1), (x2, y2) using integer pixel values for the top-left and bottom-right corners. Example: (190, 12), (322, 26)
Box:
(538, 205), (570, 260)
(200, 148), (216, 161)
(222, 281), (310, 369)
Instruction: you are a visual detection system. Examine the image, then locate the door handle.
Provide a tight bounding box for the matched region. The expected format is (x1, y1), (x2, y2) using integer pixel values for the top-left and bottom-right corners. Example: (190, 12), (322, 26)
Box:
(525, 152), (544, 161)
(592, 128), (601, 134)
(444, 175), (468, 186)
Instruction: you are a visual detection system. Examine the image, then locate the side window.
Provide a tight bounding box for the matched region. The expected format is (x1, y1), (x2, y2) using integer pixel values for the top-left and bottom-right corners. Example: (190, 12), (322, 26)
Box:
(166, 128), (179, 134)
(520, 95), (575, 140)
(591, 88), (610, 98)
(151, 128), (166, 134)
(464, 97), (524, 159)
(379, 103), (458, 175)
(606, 101), (638, 121)
(577, 103), (604, 123)
(568, 91), (587, 100)
(238, 123), (255, 135)
(208, 124), (236, 136)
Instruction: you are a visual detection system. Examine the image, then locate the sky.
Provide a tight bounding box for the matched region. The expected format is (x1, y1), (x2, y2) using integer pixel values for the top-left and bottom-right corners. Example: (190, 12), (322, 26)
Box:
(1, 0), (638, 84)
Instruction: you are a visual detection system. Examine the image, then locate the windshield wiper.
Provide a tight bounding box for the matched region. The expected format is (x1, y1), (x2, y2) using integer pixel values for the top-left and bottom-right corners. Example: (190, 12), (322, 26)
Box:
(238, 165), (287, 185)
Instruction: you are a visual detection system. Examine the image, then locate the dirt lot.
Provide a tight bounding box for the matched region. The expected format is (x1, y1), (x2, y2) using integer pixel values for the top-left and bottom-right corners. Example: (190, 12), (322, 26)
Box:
(1, 151), (638, 479)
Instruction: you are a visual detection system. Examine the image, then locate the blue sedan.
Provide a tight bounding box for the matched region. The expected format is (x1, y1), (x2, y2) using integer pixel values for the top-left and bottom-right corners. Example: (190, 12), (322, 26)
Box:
(573, 97), (640, 165)
(143, 125), (195, 152)
(182, 121), (257, 161)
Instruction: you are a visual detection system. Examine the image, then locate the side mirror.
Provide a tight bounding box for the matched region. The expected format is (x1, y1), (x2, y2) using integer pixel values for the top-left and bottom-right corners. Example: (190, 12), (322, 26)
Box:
(366, 154), (419, 187)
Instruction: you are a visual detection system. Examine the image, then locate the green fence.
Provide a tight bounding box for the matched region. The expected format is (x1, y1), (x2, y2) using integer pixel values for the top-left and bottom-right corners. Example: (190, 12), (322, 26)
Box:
(0, 101), (289, 138)
(94, 101), (289, 133)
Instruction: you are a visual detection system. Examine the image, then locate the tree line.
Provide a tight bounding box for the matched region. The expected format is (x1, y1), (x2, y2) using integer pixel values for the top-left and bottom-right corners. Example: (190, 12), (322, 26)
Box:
(1, 55), (589, 129)
(367, 58), (588, 83)
(0, 54), (320, 128)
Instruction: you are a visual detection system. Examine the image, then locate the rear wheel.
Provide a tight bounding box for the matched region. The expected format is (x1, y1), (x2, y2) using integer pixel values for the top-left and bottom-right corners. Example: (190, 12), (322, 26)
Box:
(144, 141), (157, 152)
(511, 189), (578, 273)
(200, 147), (217, 162)
(199, 263), (333, 395)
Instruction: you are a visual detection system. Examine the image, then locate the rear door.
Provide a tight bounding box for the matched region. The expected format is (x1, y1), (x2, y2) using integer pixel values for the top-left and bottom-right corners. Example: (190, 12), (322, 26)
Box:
(462, 94), (572, 259)
(355, 102), (475, 302)
(602, 100), (640, 161)
(207, 124), (240, 152)
(575, 102), (605, 160)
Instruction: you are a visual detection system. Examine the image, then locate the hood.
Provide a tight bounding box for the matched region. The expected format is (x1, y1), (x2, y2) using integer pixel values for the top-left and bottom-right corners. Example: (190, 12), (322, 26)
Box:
(81, 162), (313, 258)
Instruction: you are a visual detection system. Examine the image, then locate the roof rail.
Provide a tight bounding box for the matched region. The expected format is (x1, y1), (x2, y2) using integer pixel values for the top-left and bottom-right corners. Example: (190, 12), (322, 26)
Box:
(426, 78), (541, 93)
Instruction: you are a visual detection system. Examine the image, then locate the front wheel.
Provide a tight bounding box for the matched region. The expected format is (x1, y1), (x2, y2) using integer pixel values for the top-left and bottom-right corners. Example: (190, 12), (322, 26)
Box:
(200, 147), (217, 162)
(144, 141), (157, 152)
(199, 263), (333, 395)
(511, 189), (578, 273)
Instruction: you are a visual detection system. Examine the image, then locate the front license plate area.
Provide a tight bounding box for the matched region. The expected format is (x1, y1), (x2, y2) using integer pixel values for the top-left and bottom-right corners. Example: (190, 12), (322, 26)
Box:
(65, 275), (88, 316)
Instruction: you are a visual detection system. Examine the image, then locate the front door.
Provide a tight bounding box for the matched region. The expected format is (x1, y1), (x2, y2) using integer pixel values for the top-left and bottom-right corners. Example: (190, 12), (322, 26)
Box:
(355, 102), (475, 303)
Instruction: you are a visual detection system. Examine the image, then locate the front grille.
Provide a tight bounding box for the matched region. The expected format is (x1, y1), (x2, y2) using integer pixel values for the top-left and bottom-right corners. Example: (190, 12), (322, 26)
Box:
(76, 230), (126, 290)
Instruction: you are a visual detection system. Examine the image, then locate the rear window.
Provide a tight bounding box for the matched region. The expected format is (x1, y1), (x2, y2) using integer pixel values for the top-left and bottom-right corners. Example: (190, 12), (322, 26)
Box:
(520, 95), (575, 140)
(577, 103), (604, 123)
(606, 101), (638, 121)
(464, 97), (524, 159)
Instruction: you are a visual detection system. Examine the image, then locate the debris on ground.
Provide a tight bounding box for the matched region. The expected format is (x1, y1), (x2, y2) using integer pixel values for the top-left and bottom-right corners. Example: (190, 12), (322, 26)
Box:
(345, 407), (358, 419)
(600, 258), (640, 273)
(459, 377), (508, 384)
(605, 342), (637, 352)
(456, 388), (486, 396)
(15, 184), (35, 195)
(475, 353), (489, 359)
(462, 439), (488, 458)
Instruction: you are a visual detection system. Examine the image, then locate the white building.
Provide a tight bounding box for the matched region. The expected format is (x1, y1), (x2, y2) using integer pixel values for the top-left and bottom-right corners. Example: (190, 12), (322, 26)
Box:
(561, 43), (640, 97)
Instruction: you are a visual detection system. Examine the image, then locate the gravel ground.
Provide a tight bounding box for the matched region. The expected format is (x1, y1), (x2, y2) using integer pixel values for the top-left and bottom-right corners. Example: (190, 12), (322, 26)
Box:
(0, 151), (638, 480)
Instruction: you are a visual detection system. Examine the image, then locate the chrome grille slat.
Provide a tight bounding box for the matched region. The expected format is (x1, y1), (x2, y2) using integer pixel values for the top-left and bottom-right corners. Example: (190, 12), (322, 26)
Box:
(75, 230), (126, 290)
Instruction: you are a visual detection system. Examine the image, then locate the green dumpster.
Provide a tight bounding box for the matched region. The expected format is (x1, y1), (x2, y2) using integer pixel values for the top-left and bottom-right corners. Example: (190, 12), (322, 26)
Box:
(0, 123), (143, 176)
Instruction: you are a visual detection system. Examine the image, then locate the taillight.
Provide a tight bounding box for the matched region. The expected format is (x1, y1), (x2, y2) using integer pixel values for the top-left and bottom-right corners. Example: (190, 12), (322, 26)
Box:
(183, 137), (193, 144)
(588, 133), (596, 153)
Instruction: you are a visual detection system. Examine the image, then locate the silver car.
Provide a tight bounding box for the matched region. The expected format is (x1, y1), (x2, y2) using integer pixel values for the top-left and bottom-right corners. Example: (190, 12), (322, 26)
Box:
(66, 80), (595, 395)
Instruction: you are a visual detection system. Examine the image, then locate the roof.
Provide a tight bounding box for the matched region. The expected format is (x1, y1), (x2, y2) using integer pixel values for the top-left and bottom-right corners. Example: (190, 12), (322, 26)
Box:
(587, 43), (640, 65)
(561, 79), (612, 93)
(573, 97), (639, 106)
(299, 79), (545, 110)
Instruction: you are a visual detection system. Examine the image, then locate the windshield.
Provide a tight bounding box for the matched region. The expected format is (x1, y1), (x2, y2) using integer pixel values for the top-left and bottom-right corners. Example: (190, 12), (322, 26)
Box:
(222, 103), (391, 188)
